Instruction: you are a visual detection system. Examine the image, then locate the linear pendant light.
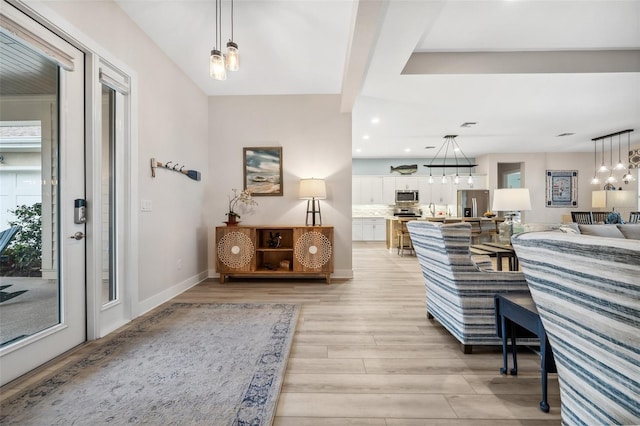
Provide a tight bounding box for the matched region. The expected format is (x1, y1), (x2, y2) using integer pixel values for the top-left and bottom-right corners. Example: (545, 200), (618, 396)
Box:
(424, 135), (477, 186)
(591, 129), (634, 187)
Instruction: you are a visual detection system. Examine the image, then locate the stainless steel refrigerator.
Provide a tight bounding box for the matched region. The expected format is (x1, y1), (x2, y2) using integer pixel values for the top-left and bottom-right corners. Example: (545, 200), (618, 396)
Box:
(457, 190), (490, 218)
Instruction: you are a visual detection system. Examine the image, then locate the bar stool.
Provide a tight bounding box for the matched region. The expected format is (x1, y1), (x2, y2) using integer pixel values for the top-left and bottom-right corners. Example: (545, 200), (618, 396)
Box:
(396, 218), (414, 256)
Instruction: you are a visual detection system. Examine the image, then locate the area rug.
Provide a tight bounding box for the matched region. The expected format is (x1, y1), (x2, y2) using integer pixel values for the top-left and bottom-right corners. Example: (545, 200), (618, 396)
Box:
(0, 302), (299, 425)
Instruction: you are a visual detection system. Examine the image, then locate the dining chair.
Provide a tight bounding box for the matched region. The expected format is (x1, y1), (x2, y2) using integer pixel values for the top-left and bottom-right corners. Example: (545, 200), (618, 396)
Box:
(591, 211), (609, 224)
(570, 211), (593, 224)
(629, 211), (640, 224)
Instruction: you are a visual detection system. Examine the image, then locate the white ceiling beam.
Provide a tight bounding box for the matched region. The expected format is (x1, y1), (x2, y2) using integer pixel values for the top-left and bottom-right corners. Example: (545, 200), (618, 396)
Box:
(403, 50), (640, 75)
(339, 0), (387, 113)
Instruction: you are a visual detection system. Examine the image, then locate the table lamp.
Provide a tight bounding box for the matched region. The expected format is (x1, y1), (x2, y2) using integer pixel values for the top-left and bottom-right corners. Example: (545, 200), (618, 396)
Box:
(592, 189), (635, 223)
(299, 178), (326, 226)
(492, 188), (532, 243)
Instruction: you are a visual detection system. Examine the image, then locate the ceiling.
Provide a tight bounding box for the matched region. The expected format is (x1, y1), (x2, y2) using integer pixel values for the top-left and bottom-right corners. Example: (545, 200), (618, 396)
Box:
(9, 0), (637, 159)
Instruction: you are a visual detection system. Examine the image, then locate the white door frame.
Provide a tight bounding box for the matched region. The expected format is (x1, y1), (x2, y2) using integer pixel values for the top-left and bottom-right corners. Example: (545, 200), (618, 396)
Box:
(85, 56), (136, 339)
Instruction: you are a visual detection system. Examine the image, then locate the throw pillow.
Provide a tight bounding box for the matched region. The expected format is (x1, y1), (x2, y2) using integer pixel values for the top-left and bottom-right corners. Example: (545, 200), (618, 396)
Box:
(560, 223), (580, 234)
(616, 224), (640, 240)
(578, 224), (625, 239)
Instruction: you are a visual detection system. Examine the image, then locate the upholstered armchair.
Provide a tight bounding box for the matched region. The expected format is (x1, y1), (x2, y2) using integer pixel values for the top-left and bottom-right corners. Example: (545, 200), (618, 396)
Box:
(512, 231), (640, 425)
(407, 221), (531, 353)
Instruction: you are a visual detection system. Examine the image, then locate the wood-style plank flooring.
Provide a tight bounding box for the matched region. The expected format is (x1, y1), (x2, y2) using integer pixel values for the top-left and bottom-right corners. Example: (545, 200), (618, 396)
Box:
(180, 241), (561, 425)
(1, 242), (561, 425)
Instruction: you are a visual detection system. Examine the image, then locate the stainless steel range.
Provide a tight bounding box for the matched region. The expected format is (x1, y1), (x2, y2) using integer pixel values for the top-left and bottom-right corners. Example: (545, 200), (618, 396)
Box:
(393, 205), (422, 218)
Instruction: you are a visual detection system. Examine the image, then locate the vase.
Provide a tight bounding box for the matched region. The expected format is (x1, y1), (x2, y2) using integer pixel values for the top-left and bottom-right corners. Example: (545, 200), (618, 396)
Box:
(225, 214), (240, 226)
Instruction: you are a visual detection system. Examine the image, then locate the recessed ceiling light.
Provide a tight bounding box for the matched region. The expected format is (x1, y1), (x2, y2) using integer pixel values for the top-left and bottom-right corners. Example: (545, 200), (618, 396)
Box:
(557, 132), (575, 137)
(355, 148), (362, 153)
(460, 122), (477, 128)
(404, 148), (411, 153)
(362, 134), (370, 140)
(371, 117), (380, 124)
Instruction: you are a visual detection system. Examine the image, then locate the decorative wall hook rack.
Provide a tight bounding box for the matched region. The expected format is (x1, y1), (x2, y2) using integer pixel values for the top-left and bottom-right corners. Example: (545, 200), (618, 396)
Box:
(150, 158), (201, 181)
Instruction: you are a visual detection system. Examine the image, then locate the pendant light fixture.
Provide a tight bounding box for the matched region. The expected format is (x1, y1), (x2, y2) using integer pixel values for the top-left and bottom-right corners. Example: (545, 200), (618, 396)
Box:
(225, 0), (239, 71)
(606, 137), (617, 184)
(424, 135), (477, 185)
(614, 134), (625, 170)
(623, 131), (635, 184)
(210, 0), (226, 80)
(210, 0), (239, 80)
(598, 138), (608, 173)
(590, 139), (600, 185)
(591, 129), (634, 186)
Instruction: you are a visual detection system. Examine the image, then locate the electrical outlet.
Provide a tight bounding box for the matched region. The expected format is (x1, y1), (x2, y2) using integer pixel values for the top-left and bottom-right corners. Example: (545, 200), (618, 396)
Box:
(141, 199), (152, 212)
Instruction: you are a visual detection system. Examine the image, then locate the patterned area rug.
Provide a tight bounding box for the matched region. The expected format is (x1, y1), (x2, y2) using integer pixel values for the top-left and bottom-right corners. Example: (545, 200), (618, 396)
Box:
(0, 303), (299, 425)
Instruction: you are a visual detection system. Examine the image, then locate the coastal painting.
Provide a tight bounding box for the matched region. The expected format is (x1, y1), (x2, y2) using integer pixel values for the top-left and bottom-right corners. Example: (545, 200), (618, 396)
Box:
(243, 147), (283, 196)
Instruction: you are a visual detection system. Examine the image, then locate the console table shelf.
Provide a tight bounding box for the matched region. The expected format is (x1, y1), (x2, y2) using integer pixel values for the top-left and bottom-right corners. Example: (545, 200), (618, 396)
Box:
(215, 225), (334, 283)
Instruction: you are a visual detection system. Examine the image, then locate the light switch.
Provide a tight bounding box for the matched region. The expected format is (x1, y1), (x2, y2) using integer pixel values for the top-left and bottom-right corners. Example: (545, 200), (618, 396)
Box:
(141, 199), (153, 212)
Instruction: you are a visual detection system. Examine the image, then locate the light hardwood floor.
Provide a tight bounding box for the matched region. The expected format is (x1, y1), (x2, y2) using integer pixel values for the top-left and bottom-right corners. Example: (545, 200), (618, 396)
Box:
(1, 242), (561, 425)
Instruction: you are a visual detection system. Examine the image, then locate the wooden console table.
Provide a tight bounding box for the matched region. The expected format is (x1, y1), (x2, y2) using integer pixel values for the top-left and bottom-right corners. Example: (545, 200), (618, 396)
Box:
(215, 225), (334, 283)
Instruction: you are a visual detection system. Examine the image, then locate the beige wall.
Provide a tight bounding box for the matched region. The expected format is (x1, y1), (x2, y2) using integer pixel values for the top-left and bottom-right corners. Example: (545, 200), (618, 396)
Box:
(477, 149), (640, 223)
(41, 1), (210, 307)
(207, 95), (353, 278)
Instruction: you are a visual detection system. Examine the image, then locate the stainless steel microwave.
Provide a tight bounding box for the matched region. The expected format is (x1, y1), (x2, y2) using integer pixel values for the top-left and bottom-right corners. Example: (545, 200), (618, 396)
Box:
(395, 190), (419, 204)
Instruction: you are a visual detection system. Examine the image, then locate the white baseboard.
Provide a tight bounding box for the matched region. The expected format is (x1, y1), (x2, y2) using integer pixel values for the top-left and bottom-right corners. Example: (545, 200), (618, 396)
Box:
(135, 270), (209, 317)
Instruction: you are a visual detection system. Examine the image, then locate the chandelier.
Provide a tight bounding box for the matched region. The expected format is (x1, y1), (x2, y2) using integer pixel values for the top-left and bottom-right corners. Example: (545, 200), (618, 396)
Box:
(590, 129), (634, 187)
(210, 0), (239, 80)
(424, 135), (477, 186)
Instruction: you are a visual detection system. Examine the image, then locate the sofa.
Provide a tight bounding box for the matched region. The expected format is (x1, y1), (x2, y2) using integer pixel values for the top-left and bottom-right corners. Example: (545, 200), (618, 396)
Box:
(407, 221), (532, 353)
(512, 231), (640, 425)
(558, 222), (640, 240)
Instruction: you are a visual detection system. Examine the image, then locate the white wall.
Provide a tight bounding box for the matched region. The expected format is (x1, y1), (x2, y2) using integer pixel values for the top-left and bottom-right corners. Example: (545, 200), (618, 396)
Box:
(41, 1), (210, 307)
(477, 150), (639, 223)
(207, 95), (353, 278)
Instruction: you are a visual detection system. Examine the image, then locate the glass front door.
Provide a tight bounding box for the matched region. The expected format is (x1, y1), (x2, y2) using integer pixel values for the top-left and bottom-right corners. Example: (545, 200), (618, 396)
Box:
(0, 3), (86, 386)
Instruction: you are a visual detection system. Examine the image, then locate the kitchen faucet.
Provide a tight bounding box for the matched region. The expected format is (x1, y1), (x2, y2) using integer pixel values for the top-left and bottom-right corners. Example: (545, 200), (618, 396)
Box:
(428, 202), (435, 217)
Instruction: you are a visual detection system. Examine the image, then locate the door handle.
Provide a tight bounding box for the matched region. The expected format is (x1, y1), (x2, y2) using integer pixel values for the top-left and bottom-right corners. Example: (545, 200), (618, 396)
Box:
(69, 232), (85, 240)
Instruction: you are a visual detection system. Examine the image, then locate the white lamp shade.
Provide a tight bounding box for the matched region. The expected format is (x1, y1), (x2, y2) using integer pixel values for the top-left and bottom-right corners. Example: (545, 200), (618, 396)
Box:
(299, 178), (326, 200)
(592, 190), (635, 209)
(492, 188), (532, 212)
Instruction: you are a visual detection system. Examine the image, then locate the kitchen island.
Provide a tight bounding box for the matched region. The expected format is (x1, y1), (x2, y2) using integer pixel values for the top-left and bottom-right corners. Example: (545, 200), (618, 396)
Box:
(386, 216), (502, 250)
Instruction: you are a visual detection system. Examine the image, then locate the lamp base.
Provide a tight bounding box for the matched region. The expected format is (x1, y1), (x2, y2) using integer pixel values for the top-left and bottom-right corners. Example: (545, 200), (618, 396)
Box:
(305, 198), (322, 226)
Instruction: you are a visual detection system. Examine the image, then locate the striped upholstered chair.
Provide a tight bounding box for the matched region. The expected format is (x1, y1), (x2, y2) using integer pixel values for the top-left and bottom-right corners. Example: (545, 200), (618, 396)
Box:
(512, 231), (640, 425)
(407, 221), (531, 353)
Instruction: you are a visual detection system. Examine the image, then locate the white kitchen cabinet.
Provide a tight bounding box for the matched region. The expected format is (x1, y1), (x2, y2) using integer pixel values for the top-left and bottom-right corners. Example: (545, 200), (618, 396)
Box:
(394, 176), (418, 190)
(352, 219), (363, 241)
(352, 176), (383, 204)
(362, 218), (386, 241)
(353, 218), (385, 241)
(352, 177), (361, 204)
(382, 177), (396, 205)
(422, 180), (451, 205)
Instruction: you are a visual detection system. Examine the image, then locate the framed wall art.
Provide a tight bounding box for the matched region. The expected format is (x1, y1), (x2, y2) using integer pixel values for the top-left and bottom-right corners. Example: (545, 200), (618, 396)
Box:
(243, 147), (283, 196)
(546, 170), (577, 207)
